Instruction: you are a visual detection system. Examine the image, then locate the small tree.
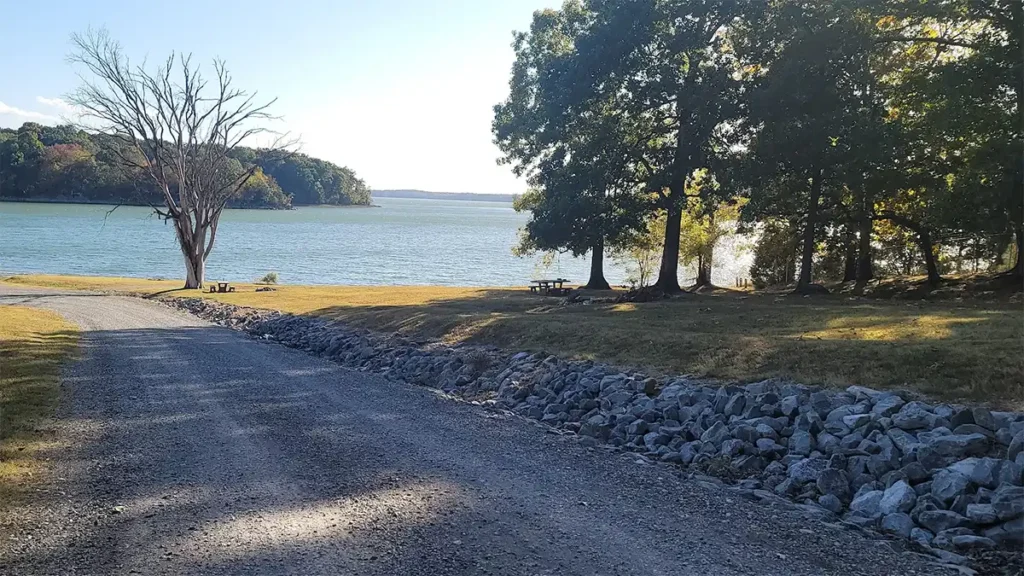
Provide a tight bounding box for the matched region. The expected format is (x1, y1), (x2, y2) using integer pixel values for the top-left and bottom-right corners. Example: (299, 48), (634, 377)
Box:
(68, 29), (291, 288)
(611, 219), (663, 289)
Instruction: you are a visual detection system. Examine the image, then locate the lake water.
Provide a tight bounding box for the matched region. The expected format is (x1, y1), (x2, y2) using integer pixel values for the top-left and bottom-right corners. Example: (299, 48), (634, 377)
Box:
(0, 198), (750, 286)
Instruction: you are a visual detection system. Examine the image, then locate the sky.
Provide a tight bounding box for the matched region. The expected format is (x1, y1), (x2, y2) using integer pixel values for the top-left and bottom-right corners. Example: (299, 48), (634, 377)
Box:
(0, 0), (554, 194)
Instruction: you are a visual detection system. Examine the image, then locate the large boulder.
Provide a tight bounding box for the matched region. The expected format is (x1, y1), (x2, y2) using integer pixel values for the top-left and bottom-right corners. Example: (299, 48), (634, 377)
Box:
(892, 402), (934, 430)
(955, 457), (1004, 489)
(723, 393), (746, 417)
(849, 490), (884, 518)
(881, 512), (915, 538)
(788, 458), (828, 484)
(926, 433), (990, 459)
(816, 468), (851, 502)
(580, 415), (611, 440)
(701, 421), (731, 445)
(872, 395), (905, 418)
(992, 485), (1024, 521)
(931, 469), (971, 505)
(1008, 430), (1024, 462)
(879, 481), (917, 515)
(917, 510), (970, 534)
(971, 408), (998, 432)
(982, 517), (1024, 547)
(951, 535), (997, 551)
(965, 504), (999, 525)
(780, 395), (800, 418)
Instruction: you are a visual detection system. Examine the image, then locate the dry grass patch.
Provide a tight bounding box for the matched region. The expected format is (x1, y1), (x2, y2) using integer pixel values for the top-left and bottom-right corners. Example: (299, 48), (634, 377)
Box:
(0, 305), (78, 500)
(5, 274), (1021, 408)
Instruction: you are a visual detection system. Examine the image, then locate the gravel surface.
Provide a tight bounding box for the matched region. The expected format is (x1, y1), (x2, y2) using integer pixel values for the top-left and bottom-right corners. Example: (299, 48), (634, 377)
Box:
(0, 286), (959, 575)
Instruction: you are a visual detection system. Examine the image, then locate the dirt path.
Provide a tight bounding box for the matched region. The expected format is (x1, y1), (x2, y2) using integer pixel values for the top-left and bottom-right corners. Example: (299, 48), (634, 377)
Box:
(0, 286), (951, 575)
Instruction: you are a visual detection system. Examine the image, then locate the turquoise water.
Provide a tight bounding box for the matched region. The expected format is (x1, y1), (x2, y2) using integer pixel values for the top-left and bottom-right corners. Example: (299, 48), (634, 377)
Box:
(0, 198), (749, 286)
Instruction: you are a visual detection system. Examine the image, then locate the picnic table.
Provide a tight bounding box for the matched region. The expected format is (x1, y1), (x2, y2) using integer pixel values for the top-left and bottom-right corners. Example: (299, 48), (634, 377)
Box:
(529, 278), (570, 296)
(208, 281), (236, 293)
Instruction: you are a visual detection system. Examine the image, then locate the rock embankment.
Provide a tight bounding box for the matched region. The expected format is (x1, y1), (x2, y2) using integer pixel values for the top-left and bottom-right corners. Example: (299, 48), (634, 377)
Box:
(169, 297), (1024, 559)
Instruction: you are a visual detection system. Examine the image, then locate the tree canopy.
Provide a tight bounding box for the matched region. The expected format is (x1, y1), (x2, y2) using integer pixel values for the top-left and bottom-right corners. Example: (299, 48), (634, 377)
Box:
(496, 0), (1022, 290)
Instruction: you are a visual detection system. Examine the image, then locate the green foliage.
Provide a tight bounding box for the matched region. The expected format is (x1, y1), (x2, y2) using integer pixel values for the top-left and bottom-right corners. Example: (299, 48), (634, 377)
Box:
(611, 219), (663, 288)
(750, 220), (799, 289)
(496, 0), (1020, 289)
(240, 149), (370, 206)
(0, 123), (369, 209)
(256, 272), (279, 285)
(495, 2), (647, 263)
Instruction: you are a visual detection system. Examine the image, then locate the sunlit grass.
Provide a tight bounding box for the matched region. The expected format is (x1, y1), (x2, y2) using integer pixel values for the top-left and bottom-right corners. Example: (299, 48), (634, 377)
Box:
(0, 306), (78, 499)
(797, 314), (989, 341)
(5, 273), (1021, 407)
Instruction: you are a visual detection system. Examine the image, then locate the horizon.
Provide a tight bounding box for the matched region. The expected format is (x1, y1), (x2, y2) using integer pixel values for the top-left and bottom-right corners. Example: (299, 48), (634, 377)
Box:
(0, 0), (551, 195)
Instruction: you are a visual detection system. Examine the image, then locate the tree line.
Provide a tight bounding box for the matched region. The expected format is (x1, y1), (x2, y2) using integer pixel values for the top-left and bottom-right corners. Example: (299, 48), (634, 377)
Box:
(494, 0), (1021, 292)
(0, 122), (371, 209)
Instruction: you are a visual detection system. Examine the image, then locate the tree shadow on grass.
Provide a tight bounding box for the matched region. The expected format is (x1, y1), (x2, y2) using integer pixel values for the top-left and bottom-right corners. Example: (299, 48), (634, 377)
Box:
(0, 327), (79, 506)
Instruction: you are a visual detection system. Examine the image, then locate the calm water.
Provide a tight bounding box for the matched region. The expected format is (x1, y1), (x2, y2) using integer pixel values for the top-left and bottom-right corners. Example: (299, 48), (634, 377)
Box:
(0, 198), (749, 286)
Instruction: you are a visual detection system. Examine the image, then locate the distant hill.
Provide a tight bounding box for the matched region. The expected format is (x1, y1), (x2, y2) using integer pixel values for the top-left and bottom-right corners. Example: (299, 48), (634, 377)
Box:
(372, 189), (515, 203)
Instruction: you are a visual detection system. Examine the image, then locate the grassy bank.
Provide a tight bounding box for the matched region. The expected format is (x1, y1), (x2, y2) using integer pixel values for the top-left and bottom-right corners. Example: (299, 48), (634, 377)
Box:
(0, 305), (78, 501)
(4, 273), (1021, 408)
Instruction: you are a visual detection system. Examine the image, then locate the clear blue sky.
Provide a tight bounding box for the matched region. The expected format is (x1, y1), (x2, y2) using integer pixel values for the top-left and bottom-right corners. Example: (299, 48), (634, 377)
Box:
(0, 0), (553, 194)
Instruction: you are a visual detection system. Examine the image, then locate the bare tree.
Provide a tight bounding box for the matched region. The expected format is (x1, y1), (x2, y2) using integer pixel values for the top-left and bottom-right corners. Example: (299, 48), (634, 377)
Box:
(68, 29), (291, 288)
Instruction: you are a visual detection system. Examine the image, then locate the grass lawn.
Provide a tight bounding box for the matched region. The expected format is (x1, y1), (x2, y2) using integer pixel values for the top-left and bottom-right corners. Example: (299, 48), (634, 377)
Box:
(0, 305), (78, 501)
(5, 273), (1022, 408)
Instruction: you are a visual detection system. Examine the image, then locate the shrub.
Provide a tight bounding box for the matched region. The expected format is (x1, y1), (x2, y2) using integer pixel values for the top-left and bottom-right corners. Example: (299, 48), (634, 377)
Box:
(256, 272), (279, 285)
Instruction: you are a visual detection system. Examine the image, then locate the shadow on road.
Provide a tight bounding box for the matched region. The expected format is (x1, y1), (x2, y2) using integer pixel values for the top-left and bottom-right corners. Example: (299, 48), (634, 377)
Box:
(1, 324), (943, 575)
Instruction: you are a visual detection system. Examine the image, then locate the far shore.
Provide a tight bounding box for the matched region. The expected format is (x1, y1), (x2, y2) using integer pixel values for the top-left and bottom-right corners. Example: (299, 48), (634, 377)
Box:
(0, 197), (380, 210)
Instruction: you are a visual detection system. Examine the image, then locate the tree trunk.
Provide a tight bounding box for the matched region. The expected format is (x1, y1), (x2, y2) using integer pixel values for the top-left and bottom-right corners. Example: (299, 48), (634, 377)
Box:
(183, 250), (205, 289)
(694, 251), (712, 287)
(855, 215), (873, 291)
(918, 228), (941, 286)
(176, 215), (208, 289)
(694, 255), (710, 287)
(796, 169), (822, 292)
(842, 225), (857, 282)
(585, 239), (611, 290)
(655, 185), (684, 294)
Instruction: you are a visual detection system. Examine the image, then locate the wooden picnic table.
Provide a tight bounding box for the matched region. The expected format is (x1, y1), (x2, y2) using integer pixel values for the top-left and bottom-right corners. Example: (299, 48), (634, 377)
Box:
(208, 282), (236, 293)
(529, 278), (570, 296)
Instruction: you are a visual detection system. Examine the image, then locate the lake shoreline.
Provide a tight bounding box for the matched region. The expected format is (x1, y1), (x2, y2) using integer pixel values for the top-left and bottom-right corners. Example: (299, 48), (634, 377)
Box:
(0, 197), (669, 286)
(0, 197), (379, 210)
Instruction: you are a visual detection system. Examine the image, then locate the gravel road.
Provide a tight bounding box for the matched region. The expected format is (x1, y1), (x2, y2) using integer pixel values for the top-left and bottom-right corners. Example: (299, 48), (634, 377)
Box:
(0, 286), (956, 575)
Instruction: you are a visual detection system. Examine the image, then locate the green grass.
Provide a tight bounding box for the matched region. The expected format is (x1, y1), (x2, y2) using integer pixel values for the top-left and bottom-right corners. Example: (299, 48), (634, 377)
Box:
(0, 305), (78, 499)
(5, 273), (1021, 408)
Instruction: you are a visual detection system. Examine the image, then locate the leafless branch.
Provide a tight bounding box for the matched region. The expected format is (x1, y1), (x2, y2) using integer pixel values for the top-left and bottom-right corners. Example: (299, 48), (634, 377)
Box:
(66, 28), (296, 288)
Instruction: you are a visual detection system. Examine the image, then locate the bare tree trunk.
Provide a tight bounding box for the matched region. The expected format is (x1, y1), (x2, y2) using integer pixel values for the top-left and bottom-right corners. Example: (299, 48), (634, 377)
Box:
(183, 250), (205, 289)
(655, 184), (684, 294)
(177, 219), (206, 289)
(585, 239), (611, 290)
(796, 169), (822, 293)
